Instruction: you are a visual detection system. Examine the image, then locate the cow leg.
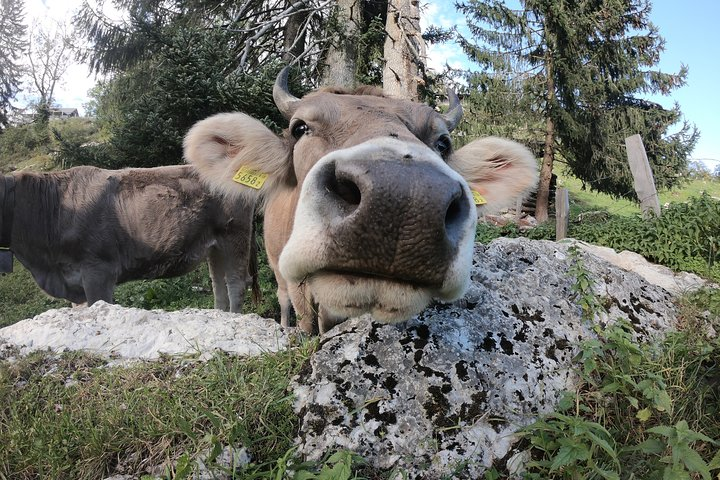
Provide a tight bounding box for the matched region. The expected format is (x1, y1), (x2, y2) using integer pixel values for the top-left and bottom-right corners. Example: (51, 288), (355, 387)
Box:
(223, 263), (249, 314)
(82, 269), (115, 306)
(318, 306), (345, 335)
(276, 278), (294, 328)
(207, 248), (231, 311)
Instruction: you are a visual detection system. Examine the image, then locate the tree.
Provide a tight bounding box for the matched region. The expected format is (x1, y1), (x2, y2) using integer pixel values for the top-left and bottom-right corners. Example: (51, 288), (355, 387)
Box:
(26, 19), (77, 122)
(320, 0), (361, 86)
(383, 0), (425, 100)
(456, 0), (697, 222)
(74, 0), (333, 76)
(68, 0), (335, 168)
(0, 0), (27, 129)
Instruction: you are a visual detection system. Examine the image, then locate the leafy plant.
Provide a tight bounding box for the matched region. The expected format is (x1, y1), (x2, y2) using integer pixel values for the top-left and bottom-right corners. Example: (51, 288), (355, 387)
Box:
(567, 245), (606, 320)
(632, 420), (720, 480)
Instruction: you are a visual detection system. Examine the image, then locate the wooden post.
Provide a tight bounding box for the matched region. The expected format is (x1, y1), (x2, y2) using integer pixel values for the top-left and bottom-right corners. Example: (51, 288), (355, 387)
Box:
(515, 197), (523, 223)
(625, 134), (661, 218)
(555, 187), (569, 240)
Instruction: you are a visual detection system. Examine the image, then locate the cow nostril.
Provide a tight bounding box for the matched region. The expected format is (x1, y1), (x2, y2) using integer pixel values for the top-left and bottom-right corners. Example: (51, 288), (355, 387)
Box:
(444, 190), (469, 245)
(328, 176), (361, 212)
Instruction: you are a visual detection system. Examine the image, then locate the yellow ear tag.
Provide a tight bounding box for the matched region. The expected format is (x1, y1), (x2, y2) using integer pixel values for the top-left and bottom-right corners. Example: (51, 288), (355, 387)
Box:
(232, 165), (269, 190)
(472, 190), (487, 205)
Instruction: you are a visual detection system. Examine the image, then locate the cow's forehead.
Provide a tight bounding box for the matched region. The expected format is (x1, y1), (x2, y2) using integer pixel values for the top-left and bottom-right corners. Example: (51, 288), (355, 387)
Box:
(293, 91), (443, 133)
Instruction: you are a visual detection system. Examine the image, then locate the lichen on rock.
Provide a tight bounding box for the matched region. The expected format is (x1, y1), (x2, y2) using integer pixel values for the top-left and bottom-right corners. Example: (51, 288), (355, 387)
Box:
(292, 237), (680, 478)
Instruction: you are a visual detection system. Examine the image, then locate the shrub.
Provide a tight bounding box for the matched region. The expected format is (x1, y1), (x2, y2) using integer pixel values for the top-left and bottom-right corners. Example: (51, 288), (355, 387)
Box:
(570, 194), (720, 281)
(479, 194), (720, 282)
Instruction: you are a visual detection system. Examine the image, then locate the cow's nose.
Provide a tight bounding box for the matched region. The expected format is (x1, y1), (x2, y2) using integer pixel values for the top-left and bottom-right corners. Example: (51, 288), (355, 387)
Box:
(312, 156), (471, 286)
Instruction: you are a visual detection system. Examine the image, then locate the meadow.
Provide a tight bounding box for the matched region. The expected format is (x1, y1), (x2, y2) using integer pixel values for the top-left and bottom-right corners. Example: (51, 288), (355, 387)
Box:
(0, 174), (719, 479)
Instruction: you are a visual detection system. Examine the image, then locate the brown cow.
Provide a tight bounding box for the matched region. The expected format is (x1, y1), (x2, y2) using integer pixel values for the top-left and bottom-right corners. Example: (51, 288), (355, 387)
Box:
(184, 68), (538, 333)
(0, 164), (257, 311)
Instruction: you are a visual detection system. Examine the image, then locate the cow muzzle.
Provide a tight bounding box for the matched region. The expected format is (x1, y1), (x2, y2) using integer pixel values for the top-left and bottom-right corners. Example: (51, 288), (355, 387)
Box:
(279, 138), (476, 322)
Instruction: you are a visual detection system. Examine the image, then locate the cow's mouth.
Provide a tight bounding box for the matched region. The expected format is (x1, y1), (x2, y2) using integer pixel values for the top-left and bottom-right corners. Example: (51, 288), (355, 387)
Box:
(305, 269), (435, 322)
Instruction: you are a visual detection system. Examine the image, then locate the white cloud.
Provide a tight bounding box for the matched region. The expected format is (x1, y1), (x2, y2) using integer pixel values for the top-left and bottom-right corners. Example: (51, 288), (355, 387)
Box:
(421, 1), (473, 75)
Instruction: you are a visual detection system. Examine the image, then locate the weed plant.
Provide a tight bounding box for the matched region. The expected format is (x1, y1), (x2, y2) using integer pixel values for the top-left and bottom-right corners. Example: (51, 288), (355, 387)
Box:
(511, 252), (720, 480)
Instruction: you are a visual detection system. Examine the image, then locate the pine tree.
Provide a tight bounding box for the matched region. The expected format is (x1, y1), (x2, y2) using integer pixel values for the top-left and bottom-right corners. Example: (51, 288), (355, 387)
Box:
(0, 0), (27, 129)
(456, 0), (697, 222)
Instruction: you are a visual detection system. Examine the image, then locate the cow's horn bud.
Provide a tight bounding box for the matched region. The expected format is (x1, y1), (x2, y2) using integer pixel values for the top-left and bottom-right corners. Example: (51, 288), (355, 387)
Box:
(442, 88), (463, 131)
(273, 66), (301, 119)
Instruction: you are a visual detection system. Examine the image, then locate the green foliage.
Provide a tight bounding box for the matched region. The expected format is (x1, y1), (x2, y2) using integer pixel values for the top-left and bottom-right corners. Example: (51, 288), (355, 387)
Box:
(58, 27), (287, 170)
(453, 0), (696, 200)
(520, 317), (720, 479)
(570, 194), (720, 281)
(0, 118), (103, 172)
(567, 245), (606, 320)
(478, 194), (720, 282)
(523, 412), (620, 479)
(354, 14), (386, 86)
(0, 259), (69, 327)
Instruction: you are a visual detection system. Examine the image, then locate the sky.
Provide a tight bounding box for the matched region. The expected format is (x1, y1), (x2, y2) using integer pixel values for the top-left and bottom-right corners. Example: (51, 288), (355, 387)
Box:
(23, 0), (720, 166)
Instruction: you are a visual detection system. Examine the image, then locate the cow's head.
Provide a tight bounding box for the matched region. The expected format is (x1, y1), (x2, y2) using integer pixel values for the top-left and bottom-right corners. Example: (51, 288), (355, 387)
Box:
(185, 67), (538, 332)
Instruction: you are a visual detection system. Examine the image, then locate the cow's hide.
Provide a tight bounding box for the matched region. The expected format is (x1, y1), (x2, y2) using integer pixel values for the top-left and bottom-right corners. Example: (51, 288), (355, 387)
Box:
(1, 165), (257, 312)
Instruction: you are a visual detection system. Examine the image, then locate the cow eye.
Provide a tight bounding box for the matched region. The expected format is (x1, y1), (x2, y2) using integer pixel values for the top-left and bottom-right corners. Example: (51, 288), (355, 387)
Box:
(434, 135), (452, 157)
(291, 121), (309, 139)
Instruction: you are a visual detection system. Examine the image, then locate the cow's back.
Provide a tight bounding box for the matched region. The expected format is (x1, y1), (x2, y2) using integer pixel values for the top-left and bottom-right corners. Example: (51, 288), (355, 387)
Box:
(9, 164), (255, 304)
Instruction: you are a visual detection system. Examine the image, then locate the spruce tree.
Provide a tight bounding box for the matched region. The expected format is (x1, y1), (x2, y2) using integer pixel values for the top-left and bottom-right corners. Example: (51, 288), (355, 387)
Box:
(0, 0), (26, 129)
(456, 0), (697, 221)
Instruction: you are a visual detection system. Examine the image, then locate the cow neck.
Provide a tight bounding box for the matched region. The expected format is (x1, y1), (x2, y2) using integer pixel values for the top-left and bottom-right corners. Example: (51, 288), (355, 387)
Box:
(0, 175), (15, 249)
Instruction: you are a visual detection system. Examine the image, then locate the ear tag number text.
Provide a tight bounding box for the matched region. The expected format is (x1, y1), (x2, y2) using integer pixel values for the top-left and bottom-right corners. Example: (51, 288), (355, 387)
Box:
(233, 165), (269, 189)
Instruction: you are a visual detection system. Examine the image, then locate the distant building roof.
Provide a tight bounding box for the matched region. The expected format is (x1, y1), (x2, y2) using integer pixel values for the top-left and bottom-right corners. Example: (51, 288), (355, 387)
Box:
(49, 107), (79, 117)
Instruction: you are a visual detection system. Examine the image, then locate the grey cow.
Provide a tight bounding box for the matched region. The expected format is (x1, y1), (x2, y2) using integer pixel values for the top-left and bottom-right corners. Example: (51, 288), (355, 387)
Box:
(0, 164), (257, 311)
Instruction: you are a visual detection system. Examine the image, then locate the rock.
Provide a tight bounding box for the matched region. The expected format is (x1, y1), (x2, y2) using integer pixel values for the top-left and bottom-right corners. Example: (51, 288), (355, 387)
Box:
(0, 301), (287, 362)
(291, 237), (680, 478)
(569, 239), (709, 295)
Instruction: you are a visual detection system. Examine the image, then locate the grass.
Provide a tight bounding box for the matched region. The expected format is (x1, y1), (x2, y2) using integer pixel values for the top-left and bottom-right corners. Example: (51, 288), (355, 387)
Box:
(556, 171), (720, 218)
(0, 259), (69, 328)
(0, 340), (318, 480)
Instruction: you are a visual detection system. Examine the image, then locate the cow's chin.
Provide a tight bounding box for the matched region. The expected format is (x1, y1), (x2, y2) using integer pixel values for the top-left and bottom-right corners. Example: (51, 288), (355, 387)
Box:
(307, 272), (434, 323)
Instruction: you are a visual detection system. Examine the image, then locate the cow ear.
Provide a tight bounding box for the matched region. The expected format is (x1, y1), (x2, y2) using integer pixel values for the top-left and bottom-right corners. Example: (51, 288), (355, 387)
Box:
(448, 137), (539, 215)
(184, 112), (288, 202)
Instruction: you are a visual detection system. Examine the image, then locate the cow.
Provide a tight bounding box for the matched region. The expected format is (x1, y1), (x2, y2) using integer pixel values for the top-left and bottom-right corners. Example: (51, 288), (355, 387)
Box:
(184, 67), (539, 334)
(0, 164), (258, 312)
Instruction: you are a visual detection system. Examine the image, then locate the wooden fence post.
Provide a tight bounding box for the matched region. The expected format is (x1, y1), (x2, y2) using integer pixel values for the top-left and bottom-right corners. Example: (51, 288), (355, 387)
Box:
(625, 134), (661, 218)
(555, 187), (569, 240)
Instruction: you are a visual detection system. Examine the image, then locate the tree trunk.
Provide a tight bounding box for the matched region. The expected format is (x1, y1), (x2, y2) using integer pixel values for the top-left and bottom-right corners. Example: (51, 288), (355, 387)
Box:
(535, 43), (555, 223)
(321, 0), (361, 87)
(382, 0), (424, 100)
(283, 0), (309, 63)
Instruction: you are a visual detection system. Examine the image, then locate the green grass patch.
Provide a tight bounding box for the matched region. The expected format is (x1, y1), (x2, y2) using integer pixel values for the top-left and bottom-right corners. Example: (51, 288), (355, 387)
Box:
(0, 259), (70, 328)
(0, 339), (318, 480)
(557, 173), (720, 218)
